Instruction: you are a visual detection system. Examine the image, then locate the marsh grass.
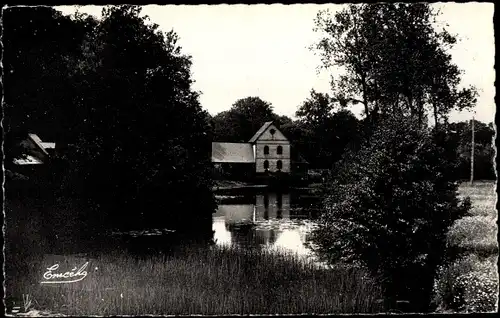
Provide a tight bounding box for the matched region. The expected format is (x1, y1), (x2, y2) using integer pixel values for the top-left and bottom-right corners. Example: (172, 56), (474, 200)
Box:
(9, 182), (494, 315)
(10, 245), (382, 315)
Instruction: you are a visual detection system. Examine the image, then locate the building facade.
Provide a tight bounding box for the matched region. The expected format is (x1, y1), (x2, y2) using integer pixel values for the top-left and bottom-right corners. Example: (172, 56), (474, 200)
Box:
(251, 122), (291, 173)
(211, 121), (292, 175)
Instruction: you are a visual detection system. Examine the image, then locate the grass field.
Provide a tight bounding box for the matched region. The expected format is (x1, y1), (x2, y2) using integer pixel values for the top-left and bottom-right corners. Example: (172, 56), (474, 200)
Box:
(433, 181), (498, 313)
(454, 181), (498, 255)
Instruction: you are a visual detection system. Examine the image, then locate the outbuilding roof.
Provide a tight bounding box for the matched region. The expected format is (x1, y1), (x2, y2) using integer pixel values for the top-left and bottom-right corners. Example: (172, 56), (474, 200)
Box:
(211, 142), (255, 163)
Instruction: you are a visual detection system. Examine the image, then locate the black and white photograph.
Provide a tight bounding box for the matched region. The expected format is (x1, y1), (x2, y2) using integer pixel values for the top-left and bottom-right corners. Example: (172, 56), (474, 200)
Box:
(2, 2), (497, 316)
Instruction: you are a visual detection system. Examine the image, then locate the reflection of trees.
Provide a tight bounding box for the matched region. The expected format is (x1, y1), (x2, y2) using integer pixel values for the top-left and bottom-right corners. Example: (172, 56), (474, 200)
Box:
(228, 223), (260, 248)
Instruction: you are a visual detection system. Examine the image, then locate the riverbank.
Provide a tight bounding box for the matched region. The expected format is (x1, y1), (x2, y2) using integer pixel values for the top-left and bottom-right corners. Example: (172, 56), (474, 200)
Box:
(10, 246), (382, 315)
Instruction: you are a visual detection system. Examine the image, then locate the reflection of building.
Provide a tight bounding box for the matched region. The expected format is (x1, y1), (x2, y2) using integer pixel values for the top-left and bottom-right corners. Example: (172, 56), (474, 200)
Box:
(255, 193), (290, 220)
(214, 192), (292, 249)
(213, 192), (316, 257)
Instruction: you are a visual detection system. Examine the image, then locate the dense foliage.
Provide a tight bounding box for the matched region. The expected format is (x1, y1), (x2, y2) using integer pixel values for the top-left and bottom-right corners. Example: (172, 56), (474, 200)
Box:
(4, 6), (216, 236)
(307, 3), (488, 312)
(3, 7), (95, 170)
(448, 120), (495, 180)
(293, 89), (361, 169)
(311, 116), (472, 312)
(434, 254), (498, 312)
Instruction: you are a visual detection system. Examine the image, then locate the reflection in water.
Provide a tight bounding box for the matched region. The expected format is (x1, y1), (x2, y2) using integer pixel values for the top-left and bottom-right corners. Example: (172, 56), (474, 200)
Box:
(213, 193), (317, 257)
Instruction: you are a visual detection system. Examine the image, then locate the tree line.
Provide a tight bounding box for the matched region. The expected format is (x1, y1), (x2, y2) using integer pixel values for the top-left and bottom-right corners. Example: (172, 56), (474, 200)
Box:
(210, 93), (494, 180)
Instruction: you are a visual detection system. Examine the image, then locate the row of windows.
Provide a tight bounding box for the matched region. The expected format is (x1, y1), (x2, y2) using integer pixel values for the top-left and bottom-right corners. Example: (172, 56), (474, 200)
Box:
(263, 145), (283, 155)
(263, 160), (283, 170)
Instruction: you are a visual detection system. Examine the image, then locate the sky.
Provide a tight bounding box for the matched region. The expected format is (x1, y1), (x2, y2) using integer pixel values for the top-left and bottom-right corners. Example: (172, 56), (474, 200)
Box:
(56, 3), (495, 124)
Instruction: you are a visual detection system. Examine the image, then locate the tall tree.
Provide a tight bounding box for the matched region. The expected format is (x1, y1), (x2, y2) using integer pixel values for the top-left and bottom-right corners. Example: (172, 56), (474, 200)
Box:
(313, 3), (477, 128)
(55, 5), (215, 234)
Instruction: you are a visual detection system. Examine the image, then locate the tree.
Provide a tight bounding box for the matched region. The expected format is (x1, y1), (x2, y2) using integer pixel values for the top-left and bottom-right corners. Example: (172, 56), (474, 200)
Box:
(211, 96), (291, 142)
(295, 89), (360, 169)
(310, 115), (471, 312)
(295, 89), (335, 126)
(38, 5), (216, 235)
(313, 3), (477, 128)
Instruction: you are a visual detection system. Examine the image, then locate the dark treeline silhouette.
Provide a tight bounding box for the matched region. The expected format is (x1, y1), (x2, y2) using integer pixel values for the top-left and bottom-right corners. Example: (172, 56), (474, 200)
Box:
(4, 5), (215, 239)
(210, 94), (494, 181)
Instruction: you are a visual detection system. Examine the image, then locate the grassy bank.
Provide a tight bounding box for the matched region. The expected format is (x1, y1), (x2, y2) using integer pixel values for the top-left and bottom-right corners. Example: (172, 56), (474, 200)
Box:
(10, 246), (382, 315)
(433, 181), (498, 312)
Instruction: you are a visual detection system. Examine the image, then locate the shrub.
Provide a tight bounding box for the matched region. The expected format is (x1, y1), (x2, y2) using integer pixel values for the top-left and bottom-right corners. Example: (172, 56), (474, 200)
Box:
(311, 115), (471, 312)
(433, 254), (498, 312)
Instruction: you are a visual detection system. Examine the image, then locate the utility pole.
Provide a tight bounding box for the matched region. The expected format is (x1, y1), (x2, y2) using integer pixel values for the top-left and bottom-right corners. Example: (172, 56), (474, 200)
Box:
(470, 115), (475, 185)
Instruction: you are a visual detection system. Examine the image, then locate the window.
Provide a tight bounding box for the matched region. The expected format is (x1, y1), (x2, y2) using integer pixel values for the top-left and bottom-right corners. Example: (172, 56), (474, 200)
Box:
(270, 128), (276, 135)
(264, 146), (269, 155)
(264, 160), (269, 170)
(277, 146), (283, 155)
(277, 160), (282, 171)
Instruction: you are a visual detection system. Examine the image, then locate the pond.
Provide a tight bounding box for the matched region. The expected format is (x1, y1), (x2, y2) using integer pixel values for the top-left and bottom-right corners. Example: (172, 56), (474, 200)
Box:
(213, 190), (324, 260)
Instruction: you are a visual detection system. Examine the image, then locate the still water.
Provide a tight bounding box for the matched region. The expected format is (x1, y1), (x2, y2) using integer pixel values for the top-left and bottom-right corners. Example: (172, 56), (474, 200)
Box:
(213, 191), (323, 259)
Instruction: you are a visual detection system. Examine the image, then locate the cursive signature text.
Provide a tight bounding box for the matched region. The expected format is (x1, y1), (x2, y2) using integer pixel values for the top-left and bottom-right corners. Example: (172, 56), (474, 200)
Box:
(41, 262), (89, 284)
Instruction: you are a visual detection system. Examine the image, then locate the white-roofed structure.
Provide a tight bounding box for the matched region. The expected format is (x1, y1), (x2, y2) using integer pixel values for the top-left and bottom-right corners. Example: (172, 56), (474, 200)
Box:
(212, 142), (255, 163)
(14, 134), (56, 166)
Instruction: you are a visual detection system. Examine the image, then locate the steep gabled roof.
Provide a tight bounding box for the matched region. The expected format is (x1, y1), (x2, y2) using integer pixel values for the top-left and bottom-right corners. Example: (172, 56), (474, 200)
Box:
(249, 121), (274, 143)
(211, 142), (255, 163)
